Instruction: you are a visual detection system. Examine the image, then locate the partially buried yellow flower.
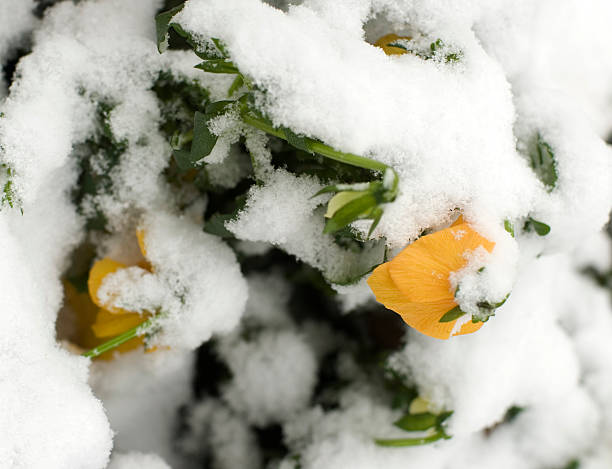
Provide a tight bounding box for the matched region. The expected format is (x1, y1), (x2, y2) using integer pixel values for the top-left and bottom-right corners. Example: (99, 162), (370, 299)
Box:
(367, 219), (495, 340)
(374, 33), (412, 56)
(63, 230), (155, 360)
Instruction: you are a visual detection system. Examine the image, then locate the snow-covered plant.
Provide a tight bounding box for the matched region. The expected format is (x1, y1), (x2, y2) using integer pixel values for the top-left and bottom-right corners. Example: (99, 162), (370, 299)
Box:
(1, 0), (612, 468)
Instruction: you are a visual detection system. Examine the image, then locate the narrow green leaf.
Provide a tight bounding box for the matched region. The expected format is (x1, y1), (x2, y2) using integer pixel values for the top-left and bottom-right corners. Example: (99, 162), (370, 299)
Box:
(435, 411), (453, 427)
(228, 75), (244, 97)
(191, 111), (217, 161)
(195, 59), (239, 74)
(82, 314), (161, 359)
(313, 185), (342, 197)
(283, 127), (313, 154)
(155, 4), (184, 53)
(211, 38), (229, 57)
(393, 413), (438, 432)
(367, 207), (383, 238)
(375, 431), (448, 447)
(439, 305), (466, 323)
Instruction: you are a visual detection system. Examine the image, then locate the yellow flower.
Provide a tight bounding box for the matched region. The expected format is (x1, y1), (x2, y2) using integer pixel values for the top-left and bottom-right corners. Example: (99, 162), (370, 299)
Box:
(63, 229), (155, 360)
(367, 219), (495, 340)
(374, 33), (412, 56)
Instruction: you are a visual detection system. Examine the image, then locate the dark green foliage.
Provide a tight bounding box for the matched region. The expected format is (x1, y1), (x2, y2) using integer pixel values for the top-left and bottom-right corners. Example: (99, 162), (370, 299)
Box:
(524, 217), (551, 236)
(1, 163), (16, 209)
(155, 3), (184, 53)
(203, 194), (247, 238)
(528, 133), (558, 191)
(270, 145), (374, 184)
(504, 405), (525, 423)
(71, 100), (127, 231)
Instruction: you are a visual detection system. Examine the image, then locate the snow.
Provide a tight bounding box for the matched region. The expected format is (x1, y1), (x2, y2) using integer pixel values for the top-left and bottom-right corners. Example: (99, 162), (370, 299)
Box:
(179, 399), (262, 469)
(108, 452), (171, 469)
(90, 350), (194, 467)
(227, 169), (386, 284)
(0, 0), (37, 100)
(100, 212), (248, 350)
(0, 0), (611, 467)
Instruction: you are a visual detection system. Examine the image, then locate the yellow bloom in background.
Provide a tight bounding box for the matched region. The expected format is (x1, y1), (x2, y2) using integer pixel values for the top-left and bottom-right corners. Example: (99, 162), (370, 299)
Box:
(374, 33), (412, 56)
(367, 219), (495, 340)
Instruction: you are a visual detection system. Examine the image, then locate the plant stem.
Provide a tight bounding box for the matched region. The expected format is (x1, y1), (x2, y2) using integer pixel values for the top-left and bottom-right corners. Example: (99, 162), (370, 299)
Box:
(375, 431), (448, 447)
(240, 112), (389, 173)
(81, 316), (157, 359)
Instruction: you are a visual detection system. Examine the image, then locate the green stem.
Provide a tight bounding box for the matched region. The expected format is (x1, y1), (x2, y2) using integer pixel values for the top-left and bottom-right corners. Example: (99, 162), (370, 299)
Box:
(375, 431), (448, 447)
(241, 112), (389, 173)
(81, 316), (157, 359)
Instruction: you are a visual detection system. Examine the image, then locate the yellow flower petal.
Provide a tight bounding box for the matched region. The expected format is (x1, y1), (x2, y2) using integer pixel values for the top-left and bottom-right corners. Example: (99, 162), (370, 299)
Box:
(136, 228), (147, 257)
(368, 262), (472, 340)
(91, 308), (147, 338)
(88, 258), (128, 313)
(388, 223), (494, 303)
(374, 33), (412, 56)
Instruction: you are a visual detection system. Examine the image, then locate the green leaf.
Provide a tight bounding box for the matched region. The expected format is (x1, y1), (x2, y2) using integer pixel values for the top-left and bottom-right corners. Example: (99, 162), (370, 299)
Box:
(211, 38), (229, 57)
(172, 149), (197, 171)
(282, 127), (314, 154)
(323, 193), (377, 234)
(430, 38), (444, 52)
(529, 133), (558, 191)
(524, 217), (551, 236)
(367, 207), (383, 237)
(325, 191), (366, 218)
(375, 431), (449, 447)
(393, 413), (438, 432)
(155, 4), (184, 53)
(204, 195), (247, 238)
(439, 305), (466, 323)
(228, 75), (244, 97)
(503, 405), (524, 423)
(435, 411), (453, 427)
(191, 111), (217, 161)
(205, 100), (234, 116)
(504, 219), (515, 237)
(563, 460), (580, 469)
(195, 59), (239, 74)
